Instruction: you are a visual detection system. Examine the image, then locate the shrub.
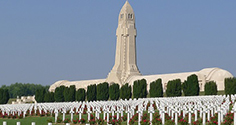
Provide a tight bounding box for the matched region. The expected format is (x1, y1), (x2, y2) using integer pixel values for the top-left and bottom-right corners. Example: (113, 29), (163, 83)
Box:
(76, 88), (86, 102)
(54, 86), (65, 102)
(149, 78), (163, 97)
(120, 83), (132, 100)
(109, 83), (120, 100)
(205, 81), (217, 95)
(87, 84), (97, 101)
(166, 79), (182, 97)
(133, 79), (147, 99)
(182, 74), (199, 96)
(97, 82), (109, 101)
(225, 77), (236, 95)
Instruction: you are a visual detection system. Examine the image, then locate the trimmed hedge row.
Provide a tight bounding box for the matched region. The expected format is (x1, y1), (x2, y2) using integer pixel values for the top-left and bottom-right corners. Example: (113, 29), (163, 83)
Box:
(35, 76), (236, 103)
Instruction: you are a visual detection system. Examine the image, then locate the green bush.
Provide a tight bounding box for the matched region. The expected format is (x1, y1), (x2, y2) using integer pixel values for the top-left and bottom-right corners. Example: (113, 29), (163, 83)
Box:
(97, 82), (109, 101)
(204, 81), (217, 95)
(54, 86), (65, 102)
(133, 79), (147, 99)
(225, 77), (236, 95)
(149, 79), (163, 97)
(109, 83), (120, 100)
(44, 92), (55, 102)
(0, 88), (9, 104)
(182, 74), (200, 96)
(76, 88), (86, 102)
(120, 83), (132, 100)
(35, 88), (45, 103)
(166, 79), (182, 97)
(87, 84), (97, 101)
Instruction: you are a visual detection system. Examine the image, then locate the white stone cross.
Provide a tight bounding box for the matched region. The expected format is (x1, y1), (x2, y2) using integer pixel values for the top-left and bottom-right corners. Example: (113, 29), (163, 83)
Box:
(148, 104), (155, 125)
(136, 108), (143, 125)
(126, 108), (132, 125)
(62, 109), (67, 121)
(216, 106), (221, 125)
(54, 109), (58, 123)
(69, 108), (74, 122)
(78, 108), (83, 120)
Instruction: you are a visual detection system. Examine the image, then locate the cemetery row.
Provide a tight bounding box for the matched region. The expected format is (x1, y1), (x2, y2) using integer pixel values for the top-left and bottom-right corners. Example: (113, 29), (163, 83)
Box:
(1, 95), (236, 124)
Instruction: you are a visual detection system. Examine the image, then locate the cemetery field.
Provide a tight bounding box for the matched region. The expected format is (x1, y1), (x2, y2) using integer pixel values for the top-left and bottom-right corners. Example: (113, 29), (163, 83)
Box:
(1, 95), (236, 125)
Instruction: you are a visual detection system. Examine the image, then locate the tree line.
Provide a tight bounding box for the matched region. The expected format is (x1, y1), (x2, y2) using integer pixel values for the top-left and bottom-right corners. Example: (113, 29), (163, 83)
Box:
(35, 74), (236, 103)
(0, 83), (49, 104)
(0, 83), (49, 98)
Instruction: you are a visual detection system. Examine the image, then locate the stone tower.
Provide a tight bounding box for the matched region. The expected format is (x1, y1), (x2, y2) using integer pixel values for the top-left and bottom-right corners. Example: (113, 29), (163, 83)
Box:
(106, 1), (141, 85)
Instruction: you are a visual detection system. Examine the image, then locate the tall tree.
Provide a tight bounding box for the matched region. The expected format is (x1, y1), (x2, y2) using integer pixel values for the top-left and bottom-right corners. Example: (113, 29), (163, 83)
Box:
(166, 79), (182, 97)
(120, 83), (132, 100)
(87, 84), (97, 101)
(109, 83), (120, 100)
(182, 74), (200, 96)
(149, 79), (163, 97)
(133, 79), (147, 99)
(97, 82), (109, 101)
(76, 88), (86, 102)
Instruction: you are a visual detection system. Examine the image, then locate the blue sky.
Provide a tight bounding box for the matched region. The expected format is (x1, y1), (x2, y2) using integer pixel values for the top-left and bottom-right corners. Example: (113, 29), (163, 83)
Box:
(0, 1), (235, 86)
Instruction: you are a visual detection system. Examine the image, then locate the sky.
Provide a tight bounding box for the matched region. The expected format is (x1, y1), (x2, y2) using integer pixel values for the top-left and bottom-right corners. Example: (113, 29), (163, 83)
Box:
(0, 0), (235, 86)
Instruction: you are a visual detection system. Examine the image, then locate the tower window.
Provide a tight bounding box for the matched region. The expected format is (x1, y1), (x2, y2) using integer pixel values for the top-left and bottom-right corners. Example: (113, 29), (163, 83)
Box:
(128, 14), (133, 19)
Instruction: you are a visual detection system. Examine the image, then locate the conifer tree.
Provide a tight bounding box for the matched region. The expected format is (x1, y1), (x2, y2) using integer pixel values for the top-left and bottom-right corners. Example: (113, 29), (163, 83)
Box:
(225, 77), (236, 95)
(76, 88), (86, 102)
(182, 74), (199, 96)
(166, 79), (182, 97)
(109, 83), (120, 100)
(68, 85), (76, 102)
(149, 79), (163, 97)
(120, 83), (132, 100)
(205, 81), (217, 95)
(35, 88), (45, 103)
(97, 82), (109, 101)
(44, 92), (55, 102)
(87, 84), (97, 101)
(54, 86), (65, 102)
(133, 79), (147, 99)
(0, 88), (10, 104)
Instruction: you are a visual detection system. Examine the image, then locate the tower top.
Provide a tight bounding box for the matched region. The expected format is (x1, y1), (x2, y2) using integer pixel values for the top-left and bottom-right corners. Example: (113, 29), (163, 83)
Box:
(119, 1), (135, 23)
(120, 1), (134, 14)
